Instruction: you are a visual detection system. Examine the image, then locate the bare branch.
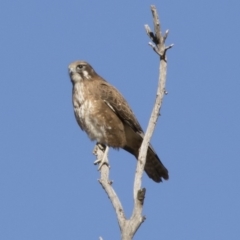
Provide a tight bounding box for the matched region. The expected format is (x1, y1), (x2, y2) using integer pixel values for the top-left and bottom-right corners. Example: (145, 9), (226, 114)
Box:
(130, 4), (174, 237)
(165, 43), (174, 51)
(95, 5), (173, 240)
(146, 5), (173, 60)
(151, 5), (161, 44)
(93, 144), (126, 233)
(163, 29), (169, 42)
(144, 24), (158, 45)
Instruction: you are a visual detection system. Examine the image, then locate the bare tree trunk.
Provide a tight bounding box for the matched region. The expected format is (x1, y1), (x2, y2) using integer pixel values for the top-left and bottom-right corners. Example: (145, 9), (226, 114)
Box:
(95, 5), (173, 240)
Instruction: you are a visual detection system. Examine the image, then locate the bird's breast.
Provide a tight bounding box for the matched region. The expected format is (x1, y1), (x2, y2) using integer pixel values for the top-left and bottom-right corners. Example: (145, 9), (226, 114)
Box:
(72, 81), (126, 147)
(72, 82), (86, 107)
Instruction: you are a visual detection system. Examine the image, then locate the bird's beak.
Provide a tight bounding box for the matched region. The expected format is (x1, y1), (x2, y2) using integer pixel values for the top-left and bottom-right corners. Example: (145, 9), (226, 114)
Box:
(68, 66), (75, 75)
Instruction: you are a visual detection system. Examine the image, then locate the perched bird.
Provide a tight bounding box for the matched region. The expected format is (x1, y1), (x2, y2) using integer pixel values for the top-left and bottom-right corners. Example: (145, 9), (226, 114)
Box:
(68, 61), (169, 182)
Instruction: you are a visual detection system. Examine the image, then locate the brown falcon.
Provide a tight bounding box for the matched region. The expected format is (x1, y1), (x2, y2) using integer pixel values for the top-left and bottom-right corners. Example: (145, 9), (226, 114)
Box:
(68, 61), (169, 183)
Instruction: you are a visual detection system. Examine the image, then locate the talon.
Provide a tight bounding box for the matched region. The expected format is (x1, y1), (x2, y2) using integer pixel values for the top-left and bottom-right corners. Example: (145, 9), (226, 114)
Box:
(94, 158), (101, 165)
(97, 158), (109, 170)
(97, 143), (106, 151)
(93, 146), (110, 170)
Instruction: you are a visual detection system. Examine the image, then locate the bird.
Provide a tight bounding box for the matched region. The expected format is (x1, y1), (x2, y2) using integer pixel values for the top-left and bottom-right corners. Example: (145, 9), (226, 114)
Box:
(68, 60), (169, 183)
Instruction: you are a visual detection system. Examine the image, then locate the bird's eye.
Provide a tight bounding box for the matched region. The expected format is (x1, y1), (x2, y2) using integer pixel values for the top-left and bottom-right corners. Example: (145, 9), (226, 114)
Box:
(77, 65), (83, 70)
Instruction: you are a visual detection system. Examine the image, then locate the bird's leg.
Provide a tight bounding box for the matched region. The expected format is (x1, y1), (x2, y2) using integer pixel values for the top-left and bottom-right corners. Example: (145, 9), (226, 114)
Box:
(93, 143), (110, 170)
(98, 146), (109, 170)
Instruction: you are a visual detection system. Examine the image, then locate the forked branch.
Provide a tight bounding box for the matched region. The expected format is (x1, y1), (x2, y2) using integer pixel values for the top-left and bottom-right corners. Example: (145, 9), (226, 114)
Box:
(95, 5), (173, 240)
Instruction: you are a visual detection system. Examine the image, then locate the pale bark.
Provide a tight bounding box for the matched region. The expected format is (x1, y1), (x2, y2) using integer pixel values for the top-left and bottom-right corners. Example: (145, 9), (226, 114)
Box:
(95, 5), (173, 240)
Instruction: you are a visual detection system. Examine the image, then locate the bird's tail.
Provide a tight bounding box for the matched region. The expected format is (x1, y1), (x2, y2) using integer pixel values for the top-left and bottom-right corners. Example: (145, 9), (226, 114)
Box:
(144, 146), (169, 182)
(123, 125), (169, 183)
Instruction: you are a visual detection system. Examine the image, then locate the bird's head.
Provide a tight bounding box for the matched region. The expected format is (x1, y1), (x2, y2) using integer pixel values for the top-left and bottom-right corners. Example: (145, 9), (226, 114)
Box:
(68, 61), (96, 83)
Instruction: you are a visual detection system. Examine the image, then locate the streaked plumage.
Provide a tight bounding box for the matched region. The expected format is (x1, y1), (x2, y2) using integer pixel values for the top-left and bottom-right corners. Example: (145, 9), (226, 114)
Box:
(68, 61), (168, 182)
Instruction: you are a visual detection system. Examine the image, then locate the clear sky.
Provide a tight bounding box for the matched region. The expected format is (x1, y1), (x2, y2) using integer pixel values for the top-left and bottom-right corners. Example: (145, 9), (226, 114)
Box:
(0, 1), (239, 239)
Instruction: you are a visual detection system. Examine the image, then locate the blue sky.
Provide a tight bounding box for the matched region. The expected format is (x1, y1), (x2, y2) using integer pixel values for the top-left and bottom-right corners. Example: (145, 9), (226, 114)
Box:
(0, 1), (240, 239)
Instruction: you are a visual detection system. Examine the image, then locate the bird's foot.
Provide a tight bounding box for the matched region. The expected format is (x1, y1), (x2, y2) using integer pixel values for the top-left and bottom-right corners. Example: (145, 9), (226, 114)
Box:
(93, 143), (110, 170)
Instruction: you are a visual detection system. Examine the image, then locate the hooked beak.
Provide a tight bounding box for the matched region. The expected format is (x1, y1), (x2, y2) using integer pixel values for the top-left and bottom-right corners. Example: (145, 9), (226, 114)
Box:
(68, 66), (76, 76)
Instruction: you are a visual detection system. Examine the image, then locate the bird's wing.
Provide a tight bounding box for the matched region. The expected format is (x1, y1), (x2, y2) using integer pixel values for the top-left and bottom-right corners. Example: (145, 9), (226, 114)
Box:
(98, 80), (143, 134)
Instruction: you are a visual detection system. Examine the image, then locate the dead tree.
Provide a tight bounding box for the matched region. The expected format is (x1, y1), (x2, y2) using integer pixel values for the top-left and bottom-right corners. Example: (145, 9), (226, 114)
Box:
(94, 5), (173, 240)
